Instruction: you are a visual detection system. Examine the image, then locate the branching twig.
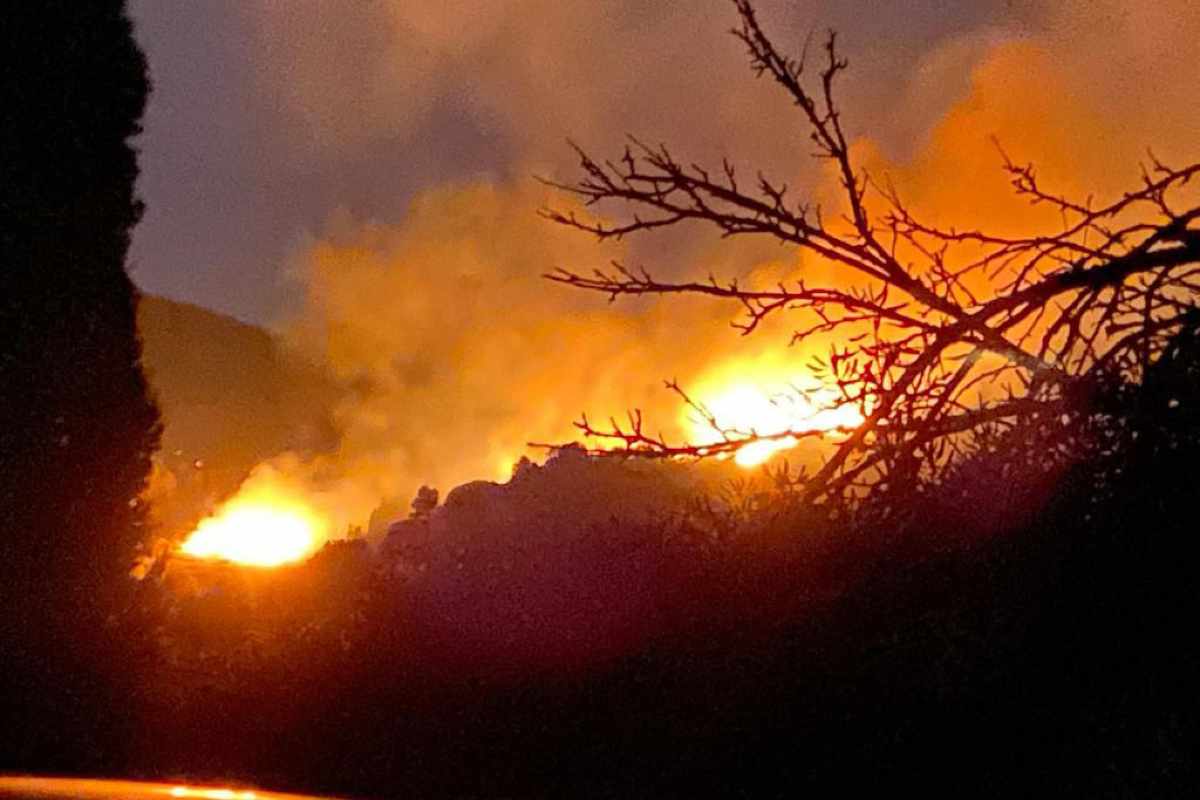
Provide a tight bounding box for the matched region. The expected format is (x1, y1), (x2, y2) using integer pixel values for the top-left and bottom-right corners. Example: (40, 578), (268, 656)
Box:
(536, 0), (1200, 507)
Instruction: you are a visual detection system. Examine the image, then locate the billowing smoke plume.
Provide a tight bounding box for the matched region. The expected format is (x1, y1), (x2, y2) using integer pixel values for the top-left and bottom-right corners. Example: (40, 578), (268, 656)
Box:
(266, 180), (802, 534)
(142, 0), (1200, 544)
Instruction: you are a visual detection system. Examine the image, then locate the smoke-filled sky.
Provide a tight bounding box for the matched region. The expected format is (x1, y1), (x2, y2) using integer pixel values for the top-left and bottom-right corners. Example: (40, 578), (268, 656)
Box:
(127, 0), (1200, 529)
(128, 0), (1034, 323)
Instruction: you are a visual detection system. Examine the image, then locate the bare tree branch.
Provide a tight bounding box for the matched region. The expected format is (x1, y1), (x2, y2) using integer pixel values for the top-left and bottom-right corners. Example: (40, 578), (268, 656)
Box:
(538, 0), (1200, 507)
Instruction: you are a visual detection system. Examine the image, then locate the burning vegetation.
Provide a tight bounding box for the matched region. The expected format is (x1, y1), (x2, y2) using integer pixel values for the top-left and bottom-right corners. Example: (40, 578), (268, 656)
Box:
(179, 491), (325, 567)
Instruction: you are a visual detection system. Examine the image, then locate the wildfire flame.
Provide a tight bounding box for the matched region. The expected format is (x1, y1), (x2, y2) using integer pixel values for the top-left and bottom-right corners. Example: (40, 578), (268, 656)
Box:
(171, 368), (859, 569)
(689, 376), (863, 467)
(179, 479), (328, 567)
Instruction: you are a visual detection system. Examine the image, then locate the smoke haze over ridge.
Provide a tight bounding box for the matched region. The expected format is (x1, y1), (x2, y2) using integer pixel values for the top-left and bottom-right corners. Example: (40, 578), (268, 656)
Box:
(128, 0), (1200, 538)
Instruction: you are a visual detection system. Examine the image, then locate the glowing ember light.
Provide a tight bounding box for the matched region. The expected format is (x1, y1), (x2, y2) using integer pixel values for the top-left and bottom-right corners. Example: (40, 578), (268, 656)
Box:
(179, 482), (327, 567)
(732, 436), (798, 468)
(687, 377), (864, 467)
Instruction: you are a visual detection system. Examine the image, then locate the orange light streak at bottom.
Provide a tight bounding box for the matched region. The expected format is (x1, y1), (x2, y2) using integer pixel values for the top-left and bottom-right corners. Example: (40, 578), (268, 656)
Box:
(0, 777), (331, 800)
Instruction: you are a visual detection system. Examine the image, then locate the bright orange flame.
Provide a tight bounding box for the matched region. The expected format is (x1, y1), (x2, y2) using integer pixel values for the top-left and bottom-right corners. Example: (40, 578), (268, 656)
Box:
(688, 375), (863, 467)
(179, 483), (327, 567)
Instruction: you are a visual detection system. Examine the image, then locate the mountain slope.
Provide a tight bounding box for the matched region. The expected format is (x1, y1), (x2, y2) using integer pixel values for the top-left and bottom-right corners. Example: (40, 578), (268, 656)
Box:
(137, 294), (338, 534)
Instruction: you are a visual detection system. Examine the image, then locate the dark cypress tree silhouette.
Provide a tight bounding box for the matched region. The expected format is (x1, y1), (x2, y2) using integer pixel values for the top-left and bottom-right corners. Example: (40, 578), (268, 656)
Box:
(0, 0), (160, 772)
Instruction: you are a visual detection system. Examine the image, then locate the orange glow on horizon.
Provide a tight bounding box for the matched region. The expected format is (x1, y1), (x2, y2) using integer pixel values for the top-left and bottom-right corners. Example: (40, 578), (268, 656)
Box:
(179, 482), (327, 567)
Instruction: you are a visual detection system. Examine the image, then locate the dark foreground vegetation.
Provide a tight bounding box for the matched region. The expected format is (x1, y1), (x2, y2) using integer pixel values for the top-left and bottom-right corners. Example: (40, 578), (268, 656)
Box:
(112, 332), (1198, 798)
(8, 357), (1200, 796)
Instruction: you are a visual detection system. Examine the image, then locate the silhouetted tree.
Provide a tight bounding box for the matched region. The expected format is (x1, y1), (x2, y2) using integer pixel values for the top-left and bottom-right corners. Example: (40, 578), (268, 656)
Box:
(0, 0), (159, 770)
(410, 484), (440, 519)
(544, 0), (1200, 509)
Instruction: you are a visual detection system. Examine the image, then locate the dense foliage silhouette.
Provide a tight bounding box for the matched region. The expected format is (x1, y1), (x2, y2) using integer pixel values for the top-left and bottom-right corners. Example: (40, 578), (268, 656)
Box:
(0, 0), (159, 773)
